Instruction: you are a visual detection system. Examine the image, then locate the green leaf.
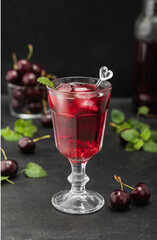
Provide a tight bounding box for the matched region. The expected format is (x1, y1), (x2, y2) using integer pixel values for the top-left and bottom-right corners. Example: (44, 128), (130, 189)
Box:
(125, 143), (135, 152)
(134, 139), (144, 150)
(14, 119), (37, 138)
(115, 122), (132, 133)
(23, 126), (37, 137)
(111, 109), (125, 124)
(1, 127), (22, 141)
(137, 106), (150, 116)
(143, 140), (157, 153)
(138, 122), (150, 132)
(150, 130), (157, 141)
(1, 176), (14, 184)
(121, 129), (139, 143)
(24, 162), (47, 178)
(127, 118), (140, 128)
(140, 129), (151, 141)
(37, 77), (56, 89)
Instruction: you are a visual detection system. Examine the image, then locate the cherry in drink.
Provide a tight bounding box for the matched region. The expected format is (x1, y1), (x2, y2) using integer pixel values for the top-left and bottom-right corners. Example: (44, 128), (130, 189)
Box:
(48, 81), (111, 161)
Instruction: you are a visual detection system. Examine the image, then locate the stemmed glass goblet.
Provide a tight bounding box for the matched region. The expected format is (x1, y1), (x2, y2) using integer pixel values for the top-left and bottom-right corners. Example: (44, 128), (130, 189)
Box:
(47, 74), (112, 214)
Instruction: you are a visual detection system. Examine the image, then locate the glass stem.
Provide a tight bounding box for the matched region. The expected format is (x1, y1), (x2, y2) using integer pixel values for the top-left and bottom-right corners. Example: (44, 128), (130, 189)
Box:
(68, 160), (90, 194)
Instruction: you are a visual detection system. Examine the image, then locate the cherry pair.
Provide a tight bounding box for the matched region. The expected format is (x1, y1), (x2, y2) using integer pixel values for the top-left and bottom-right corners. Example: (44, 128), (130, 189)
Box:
(110, 175), (151, 210)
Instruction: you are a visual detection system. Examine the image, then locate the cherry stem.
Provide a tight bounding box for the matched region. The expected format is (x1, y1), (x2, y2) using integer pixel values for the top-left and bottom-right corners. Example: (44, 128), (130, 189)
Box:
(6, 178), (14, 185)
(114, 175), (134, 190)
(118, 176), (123, 191)
(33, 135), (51, 142)
(41, 69), (46, 77)
(46, 74), (57, 80)
(26, 44), (33, 60)
(110, 122), (122, 130)
(0, 147), (7, 161)
(12, 53), (17, 70)
(42, 99), (48, 114)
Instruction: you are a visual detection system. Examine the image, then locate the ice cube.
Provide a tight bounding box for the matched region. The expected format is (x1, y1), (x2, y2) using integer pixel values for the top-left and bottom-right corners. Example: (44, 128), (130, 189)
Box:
(73, 84), (96, 92)
(75, 98), (99, 115)
(57, 83), (72, 93)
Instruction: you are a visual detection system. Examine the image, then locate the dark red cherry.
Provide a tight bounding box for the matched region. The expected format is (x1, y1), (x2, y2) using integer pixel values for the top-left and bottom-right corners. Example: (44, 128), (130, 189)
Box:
(28, 102), (42, 113)
(31, 63), (42, 77)
(110, 190), (131, 210)
(22, 72), (37, 86)
(1, 160), (18, 177)
(5, 69), (19, 84)
(130, 183), (151, 204)
(26, 88), (43, 102)
(18, 137), (36, 153)
(12, 88), (25, 101)
(41, 113), (52, 127)
(11, 99), (23, 111)
(17, 59), (31, 74)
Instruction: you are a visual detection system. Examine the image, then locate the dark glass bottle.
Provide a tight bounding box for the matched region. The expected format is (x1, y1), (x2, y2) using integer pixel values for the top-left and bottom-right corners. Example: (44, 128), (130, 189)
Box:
(133, 0), (157, 113)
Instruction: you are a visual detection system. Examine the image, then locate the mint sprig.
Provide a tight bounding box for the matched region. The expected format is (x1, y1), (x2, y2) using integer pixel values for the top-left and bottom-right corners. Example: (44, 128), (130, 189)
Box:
(1, 119), (37, 142)
(22, 162), (47, 178)
(37, 77), (56, 89)
(110, 106), (157, 153)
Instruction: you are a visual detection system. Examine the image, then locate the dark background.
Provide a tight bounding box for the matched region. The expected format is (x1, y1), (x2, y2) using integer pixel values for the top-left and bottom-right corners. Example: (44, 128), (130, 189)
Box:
(2, 0), (142, 96)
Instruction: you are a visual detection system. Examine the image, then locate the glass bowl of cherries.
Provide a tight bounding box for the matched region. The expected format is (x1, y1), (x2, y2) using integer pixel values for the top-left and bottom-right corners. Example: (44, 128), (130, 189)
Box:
(6, 44), (56, 119)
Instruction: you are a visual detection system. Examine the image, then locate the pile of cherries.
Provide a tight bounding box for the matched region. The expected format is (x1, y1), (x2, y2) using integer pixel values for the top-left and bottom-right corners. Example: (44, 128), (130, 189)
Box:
(6, 45), (47, 115)
(110, 175), (151, 210)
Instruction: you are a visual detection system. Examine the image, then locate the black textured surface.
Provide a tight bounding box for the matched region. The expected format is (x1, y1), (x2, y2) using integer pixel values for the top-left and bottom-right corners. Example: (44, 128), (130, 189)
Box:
(2, 0), (141, 96)
(1, 95), (157, 240)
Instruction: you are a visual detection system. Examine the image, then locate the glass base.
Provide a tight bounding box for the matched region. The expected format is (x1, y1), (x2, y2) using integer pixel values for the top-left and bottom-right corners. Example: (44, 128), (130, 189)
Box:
(10, 108), (42, 119)
(52, 190), (105, 214)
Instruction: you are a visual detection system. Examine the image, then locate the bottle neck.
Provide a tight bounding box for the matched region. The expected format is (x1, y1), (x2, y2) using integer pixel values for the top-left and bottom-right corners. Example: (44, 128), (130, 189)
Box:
(143, 0), (157, 16)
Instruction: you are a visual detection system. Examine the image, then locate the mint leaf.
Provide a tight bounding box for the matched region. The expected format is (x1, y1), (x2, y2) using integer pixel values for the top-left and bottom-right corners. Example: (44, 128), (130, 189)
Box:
(138, 122), (150, 132)
(14, 119), (37, 138)
(23, 162), (47, 178)
(127, 118), (140, 128)
(143, 140), (157, 153)
(1, 127), (22, 141)
(1, 176), (14, 184)
(137, 106), (150, 116)
(121, 129), (139, 143)
(140, 129), (151, 141)
(150, 130), (157, 141)
(23, 126), (37, 138)
(37, 77), (56, 89)
(115, 122), (132, 133)
(125, 143), (135, 152)
(111, 109), (125, 124)
(134, 139), (144, 150)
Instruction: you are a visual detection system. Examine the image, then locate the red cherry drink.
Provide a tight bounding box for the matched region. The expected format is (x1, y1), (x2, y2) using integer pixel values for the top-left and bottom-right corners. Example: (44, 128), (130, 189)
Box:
(48, 82), (111, 161)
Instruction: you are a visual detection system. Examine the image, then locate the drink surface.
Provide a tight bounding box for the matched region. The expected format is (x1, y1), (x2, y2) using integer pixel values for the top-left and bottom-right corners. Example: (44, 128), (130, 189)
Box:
(48, 82), (111, 161)
(133, 39), (157, 113)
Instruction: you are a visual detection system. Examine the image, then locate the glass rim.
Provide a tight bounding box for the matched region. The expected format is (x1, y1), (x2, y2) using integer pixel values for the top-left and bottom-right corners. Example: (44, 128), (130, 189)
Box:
(7, 82), (45, 90)
(47, 76), (112, 94)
